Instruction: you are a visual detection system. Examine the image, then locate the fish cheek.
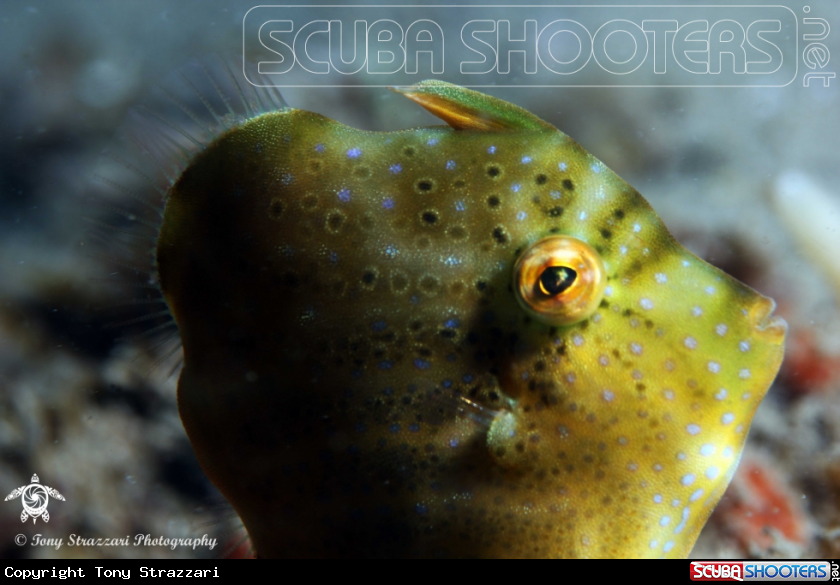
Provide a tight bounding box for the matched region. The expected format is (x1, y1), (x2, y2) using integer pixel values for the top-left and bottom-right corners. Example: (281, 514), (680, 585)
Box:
(481, 260), (777, 558)
(160, 119), (511, 557)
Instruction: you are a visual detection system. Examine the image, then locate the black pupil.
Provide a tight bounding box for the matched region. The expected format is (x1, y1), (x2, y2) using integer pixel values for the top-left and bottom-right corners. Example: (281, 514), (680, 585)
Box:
(539, 266), (577, 296)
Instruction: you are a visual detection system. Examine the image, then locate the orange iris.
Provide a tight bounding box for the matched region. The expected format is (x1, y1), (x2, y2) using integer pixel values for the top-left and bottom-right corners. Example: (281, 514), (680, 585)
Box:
(513, 236), (607, 326)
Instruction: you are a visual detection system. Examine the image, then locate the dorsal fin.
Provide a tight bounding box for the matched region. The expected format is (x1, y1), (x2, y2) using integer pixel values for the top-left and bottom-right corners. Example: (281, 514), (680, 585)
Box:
(391, 80), (555, 132)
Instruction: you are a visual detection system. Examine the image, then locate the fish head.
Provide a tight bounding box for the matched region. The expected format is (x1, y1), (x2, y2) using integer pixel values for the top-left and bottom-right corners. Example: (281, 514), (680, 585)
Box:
(155, 78), (786, 557)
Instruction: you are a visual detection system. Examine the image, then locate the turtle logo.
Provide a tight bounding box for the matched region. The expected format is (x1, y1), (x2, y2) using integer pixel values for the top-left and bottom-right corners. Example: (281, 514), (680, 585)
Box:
(4, 474), (65, 523)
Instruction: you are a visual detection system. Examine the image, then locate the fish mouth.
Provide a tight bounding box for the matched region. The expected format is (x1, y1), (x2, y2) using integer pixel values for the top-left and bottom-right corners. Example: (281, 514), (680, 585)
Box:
(749, 296), (787, 345)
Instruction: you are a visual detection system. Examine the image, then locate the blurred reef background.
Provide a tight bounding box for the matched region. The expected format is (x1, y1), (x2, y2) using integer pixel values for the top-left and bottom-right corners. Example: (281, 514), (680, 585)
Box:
(0, 0), (839, 558)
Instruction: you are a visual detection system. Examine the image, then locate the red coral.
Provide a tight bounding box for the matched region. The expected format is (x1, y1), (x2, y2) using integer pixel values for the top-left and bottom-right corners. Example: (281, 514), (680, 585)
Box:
(780, 329), (840, 395)
(715, 456), (810, 555)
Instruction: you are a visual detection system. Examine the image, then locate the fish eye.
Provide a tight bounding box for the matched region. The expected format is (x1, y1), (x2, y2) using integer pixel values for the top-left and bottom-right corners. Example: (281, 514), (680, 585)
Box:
(513, 236), (607, 326)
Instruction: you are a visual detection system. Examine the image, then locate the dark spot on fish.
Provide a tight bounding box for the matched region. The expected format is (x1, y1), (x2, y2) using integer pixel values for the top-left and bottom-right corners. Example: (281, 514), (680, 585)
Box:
(487, 195), (501, 208)
(361, 268), (378, 289)
(449, 281), (466, 295)
(562, 179), (574, 191)
(535, 174), (548, 185)
(404, 146), (415, 156)
(548, 206), (563, 218)
(326, 210), (346, 234)
(301, 193), (318, 211)
(486, 164), (502, 179)
(600, 229), (612, 239)
(419, 275), (442, 296)
(492, 226), (508, 245)
(390, 271), (409, 294)
(624, 259), (644, 279)
(421, 210), (439, 225)
(614, 209), (625, 219)
(415, 179), (435, 193)
(268, 198), (284, 220)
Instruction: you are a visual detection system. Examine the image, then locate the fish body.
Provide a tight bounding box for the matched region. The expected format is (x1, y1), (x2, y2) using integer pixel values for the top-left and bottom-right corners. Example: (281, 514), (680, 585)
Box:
(154, 79), (786, 558)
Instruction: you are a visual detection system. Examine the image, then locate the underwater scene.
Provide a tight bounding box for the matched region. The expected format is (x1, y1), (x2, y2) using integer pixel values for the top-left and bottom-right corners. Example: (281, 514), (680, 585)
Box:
(0, 0), (838, 559)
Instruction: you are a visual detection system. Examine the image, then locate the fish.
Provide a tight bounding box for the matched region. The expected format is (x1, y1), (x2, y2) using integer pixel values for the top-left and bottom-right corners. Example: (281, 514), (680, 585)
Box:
(131, 64), (787, 558)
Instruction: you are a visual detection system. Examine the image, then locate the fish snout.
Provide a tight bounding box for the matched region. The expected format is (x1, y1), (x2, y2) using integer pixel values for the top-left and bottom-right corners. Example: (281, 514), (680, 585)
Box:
(749, 295), (787, 345)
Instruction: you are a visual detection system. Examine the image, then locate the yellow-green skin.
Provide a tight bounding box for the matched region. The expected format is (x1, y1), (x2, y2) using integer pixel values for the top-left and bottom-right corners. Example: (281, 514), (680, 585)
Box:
(156, 82), (786, 558)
